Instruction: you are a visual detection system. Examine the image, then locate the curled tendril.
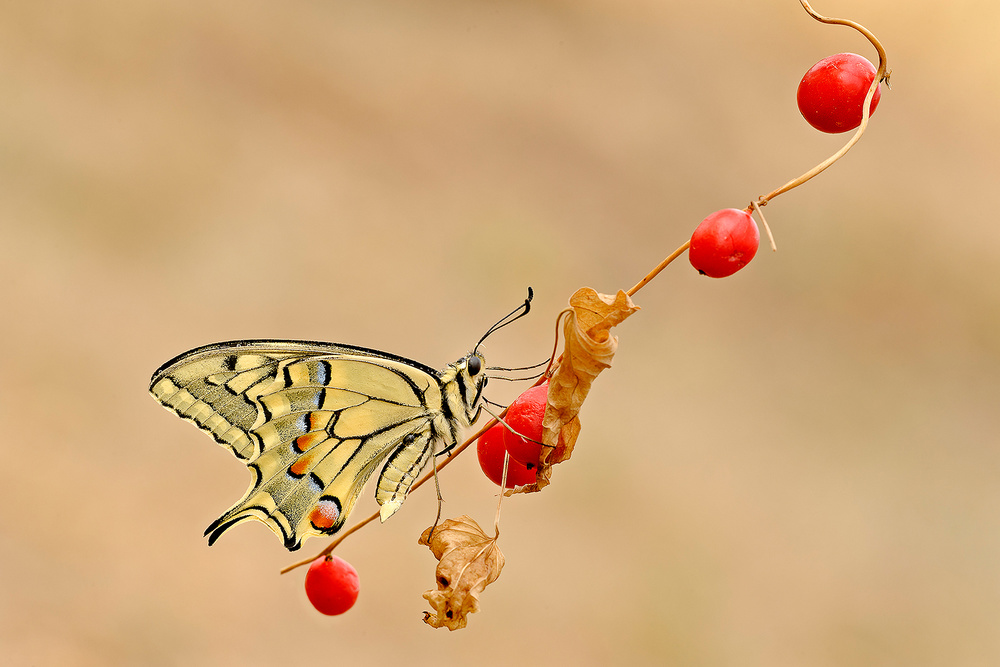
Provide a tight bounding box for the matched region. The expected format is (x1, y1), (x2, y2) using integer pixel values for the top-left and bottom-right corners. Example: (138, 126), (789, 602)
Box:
(627, 0), (889, 299)
(751, 0), (890, 208)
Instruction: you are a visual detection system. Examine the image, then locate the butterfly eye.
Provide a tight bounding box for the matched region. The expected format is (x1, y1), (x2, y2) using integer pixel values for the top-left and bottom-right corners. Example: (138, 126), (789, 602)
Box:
(467, 355), (482, 376)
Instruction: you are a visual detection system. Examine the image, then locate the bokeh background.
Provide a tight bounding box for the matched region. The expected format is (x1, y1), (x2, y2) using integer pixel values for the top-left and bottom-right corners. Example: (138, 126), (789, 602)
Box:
(2, 1), (998, 665)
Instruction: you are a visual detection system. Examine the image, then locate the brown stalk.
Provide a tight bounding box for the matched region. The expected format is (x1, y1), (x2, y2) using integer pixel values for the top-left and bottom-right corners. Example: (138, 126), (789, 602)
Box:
(752, 0), (890, 207)
(626, 0), (888, 301)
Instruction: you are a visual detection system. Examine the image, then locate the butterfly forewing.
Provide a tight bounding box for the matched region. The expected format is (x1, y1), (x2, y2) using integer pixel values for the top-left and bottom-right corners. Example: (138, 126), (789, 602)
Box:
(149, 340), (459, 550)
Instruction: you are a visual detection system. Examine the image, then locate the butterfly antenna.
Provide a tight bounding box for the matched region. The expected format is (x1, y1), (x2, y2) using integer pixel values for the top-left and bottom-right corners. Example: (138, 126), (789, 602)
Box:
(473, 287), (533, 354)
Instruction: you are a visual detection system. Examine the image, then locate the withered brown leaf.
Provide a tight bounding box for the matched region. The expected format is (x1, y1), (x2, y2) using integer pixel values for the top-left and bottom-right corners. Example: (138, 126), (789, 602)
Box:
(527, 287), (639, 491)
(418, 515), (504, 630)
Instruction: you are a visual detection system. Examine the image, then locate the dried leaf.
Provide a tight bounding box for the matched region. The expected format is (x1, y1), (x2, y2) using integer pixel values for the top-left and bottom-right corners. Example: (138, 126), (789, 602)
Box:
(418, 515), (504, 630)
(529, 288), (639, 491)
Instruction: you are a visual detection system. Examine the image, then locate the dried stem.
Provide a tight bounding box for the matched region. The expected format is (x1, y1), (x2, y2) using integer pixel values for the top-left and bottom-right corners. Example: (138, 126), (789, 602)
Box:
(751, 200), (777, 252)
(626, 240), (691, 298)
(494, 452), (510, 539)
(752, 0), (889, 207)
(627, 1), (887, 300)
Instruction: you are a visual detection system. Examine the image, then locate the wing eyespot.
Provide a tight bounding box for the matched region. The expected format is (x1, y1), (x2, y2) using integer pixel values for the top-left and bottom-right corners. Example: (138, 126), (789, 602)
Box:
(309, 497), (342, 531)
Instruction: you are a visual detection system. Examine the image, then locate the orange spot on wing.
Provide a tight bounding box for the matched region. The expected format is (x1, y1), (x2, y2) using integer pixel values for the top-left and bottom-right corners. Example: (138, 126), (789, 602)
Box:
(289, 453), (316, 477)
(309, 412), (328, 431)
(310, 499), (340, 530)
(294, 431), (325, 452)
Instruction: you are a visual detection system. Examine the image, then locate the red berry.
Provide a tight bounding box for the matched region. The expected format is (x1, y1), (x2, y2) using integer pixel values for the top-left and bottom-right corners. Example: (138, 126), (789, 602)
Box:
(689, 208), (760, 278)
(503, 383), (548, 468)
(797, 53), (881, 134)
(477, 423), (537, 488)
(305, 555), (360, 616)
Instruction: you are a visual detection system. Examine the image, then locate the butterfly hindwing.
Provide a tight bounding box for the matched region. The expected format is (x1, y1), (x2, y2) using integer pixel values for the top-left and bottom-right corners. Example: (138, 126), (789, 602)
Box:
(150, 340), (451, 550)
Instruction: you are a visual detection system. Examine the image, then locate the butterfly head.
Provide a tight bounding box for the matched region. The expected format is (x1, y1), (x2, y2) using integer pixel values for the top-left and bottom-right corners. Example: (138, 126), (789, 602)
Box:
(441, 351), (488, 425)
(443, 289), (532, 427)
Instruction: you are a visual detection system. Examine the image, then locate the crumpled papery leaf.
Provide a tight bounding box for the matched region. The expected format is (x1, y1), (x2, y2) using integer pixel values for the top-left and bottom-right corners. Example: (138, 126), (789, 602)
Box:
(419, 515), (504, 631)
(523, 287), (639, 492)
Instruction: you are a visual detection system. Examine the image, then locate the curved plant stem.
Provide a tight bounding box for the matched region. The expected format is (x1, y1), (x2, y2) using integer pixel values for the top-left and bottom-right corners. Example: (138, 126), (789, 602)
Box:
(627, 1), (887, 301)
(626, 240), (691, 298)
(751, 200), (777, 252)
(753, 0), (889, 207)
(494, 451), (510, 539)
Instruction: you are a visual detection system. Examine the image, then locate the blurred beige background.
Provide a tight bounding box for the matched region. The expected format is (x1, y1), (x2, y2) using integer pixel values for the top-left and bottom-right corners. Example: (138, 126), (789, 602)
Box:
(1, 1), (998, 665)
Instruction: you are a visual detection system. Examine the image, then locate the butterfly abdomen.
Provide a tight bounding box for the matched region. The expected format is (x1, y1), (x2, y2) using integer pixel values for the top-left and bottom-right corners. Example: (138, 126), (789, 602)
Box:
(375, 429), (435, 521)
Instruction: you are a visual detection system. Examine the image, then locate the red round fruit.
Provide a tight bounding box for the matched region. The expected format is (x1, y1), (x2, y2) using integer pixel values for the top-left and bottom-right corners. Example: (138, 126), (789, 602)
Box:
(305, 555), (360, 616)
(689, 208), (760, 278)
(477, 423), (537, 488)
(503, 383), (547, 468)
(797, 52), (881, 134)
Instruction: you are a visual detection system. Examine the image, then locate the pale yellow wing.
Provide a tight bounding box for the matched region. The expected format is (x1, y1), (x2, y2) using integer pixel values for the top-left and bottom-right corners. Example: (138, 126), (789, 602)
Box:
(149, 340), (446, 550)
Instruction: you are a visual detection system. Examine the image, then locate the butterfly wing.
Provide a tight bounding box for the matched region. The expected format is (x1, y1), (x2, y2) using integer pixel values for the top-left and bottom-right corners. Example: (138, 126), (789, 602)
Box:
(149, 340), (448, 550)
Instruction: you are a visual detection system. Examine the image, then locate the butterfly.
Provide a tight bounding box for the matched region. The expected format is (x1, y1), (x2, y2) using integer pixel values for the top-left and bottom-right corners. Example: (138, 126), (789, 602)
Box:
(148, 290), (532, 551)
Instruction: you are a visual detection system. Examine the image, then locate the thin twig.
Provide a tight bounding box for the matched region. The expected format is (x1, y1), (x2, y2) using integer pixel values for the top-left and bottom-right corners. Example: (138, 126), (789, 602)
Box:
(495, 451), (510, 539)
(754, 0), (889, 207)
(751, 200), (777, 252)
(426, 455), (445, 545)
(279, 512), (378, 574)
(626, 240), (691, 299)
(627, 1), (887, 300)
